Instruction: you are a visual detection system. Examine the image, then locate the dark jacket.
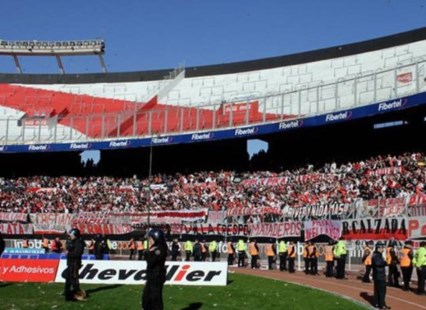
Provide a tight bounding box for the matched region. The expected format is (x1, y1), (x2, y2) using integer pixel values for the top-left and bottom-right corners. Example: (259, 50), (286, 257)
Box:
(193, 242), (202, 258)
(171, 242), (180, 256)
(66, 238), (86, 266)
(372, 250), (386, 281)
(146, 244), (167, 283)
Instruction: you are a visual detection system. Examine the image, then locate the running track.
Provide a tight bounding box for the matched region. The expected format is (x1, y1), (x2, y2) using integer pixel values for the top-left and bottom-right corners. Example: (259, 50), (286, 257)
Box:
(233, 267), (425, 310)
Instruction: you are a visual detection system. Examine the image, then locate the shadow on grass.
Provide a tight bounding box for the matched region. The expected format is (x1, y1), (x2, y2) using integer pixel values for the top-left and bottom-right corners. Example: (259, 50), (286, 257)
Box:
(181, 302), (203, 310)
(227, 279), (234, 285)
(0, 282), (12, 288)
(360, 291), (375, 307)
(85, 284), (122, 296)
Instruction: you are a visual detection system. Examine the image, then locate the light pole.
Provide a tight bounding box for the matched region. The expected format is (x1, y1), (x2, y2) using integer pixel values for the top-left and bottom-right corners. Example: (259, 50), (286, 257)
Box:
(147, 138), (153, 228)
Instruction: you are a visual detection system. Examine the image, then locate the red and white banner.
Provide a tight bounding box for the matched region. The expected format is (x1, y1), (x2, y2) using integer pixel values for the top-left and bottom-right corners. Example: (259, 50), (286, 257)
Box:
(408, 194), (426, 207)
(0, 213), (28, 222)
(31, 213), (73, 226)
(226, 206), (281, 217)
(378, 198), (406, 217)
(407, 217), (426, 239)
(26, 187), (59, 194)
(304, 220), (342, 241)
(341, 217), (407, 240)
(207, 211), (226, 224)
(241, 177), (288, 187)
(397, 72), (413, 84)
(169, 223), (249, 236)
(0, 259), (59, 283)
(366, 167), (404, 176)
(33, 224), (67, 235)
(282, 202), (354, 220)
(248, 222), (302, 238)
(73, 224), (133, 235)
(72, 212), (110, 224)
(219, 101), (259, 115)
(55, 260), (227, 286)
(0, 223), (33, 235)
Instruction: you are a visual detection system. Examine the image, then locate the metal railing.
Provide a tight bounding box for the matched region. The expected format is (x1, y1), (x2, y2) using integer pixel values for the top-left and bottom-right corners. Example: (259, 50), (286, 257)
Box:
(0, 59), (425, 145)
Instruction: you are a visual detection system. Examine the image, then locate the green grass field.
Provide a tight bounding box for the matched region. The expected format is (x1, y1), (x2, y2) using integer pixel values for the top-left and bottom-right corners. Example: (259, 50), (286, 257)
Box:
(0, 274), (366, 310)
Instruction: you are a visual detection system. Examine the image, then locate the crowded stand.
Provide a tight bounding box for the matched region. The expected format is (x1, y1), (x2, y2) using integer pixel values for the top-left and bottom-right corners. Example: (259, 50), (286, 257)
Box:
(0, 151), (424, 215)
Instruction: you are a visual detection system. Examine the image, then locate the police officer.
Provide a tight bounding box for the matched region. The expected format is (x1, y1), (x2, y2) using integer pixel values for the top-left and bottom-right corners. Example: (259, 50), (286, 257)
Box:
(170, 238), (181, 261)
(209, 240), (218, 262)
(193, 239), (202, 262)
(413, 241), (426, 295)
(372, 241), (391, 310)
(278, 240), (288, 271)
(184, 239), (193, 261)
(142, 229), (167, 310)
(237, 239), (247, 267)
(64, 228), (86, 302)
(334, 238), (347, 279)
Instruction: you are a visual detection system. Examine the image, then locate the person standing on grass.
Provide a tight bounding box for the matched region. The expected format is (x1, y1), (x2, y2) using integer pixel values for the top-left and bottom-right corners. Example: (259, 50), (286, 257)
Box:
(142, 229), (167, 310)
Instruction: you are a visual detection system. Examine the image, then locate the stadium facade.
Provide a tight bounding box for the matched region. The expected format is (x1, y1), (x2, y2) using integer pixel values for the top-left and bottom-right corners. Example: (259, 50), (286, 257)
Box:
(0, 28), (425, 176)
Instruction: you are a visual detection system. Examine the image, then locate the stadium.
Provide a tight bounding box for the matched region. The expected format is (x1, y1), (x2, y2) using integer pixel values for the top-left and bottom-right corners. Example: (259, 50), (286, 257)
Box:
(0, 23), (426, 309)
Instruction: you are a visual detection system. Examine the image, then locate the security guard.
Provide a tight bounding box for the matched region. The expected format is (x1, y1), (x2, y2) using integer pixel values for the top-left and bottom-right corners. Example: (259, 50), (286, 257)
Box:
(372, 241), (390, 309)
(249, 239), (259, 269)
(303, 242), (309, 274)
(142, 229), (167, 310)
(184, 240), (193, 261)
(278, 240), (288, 271)
(208, 240), (218, 262)
(362, 241), (373, 283)
(308, 241), (319, 275)
(399, 240), (413, 291)
(413, 241), (426, 295)
(137, 238), (145, 261)
(324, 240), (334, 277)
(227, 240), (235, 266)
(128, 238), (136, 260)
(287, 241), (296, 273)
(386, 240), (400, 287)
(65, 228), (86, 302)
(334, 238), (347, 279)
(266, 240), (276, 270)
(237, 239), (247, 267)
(201, 240), (208, 262)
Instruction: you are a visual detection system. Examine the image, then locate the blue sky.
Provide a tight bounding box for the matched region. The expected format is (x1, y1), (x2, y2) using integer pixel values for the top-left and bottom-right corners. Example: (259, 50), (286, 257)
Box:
(1, 0), (425, 161)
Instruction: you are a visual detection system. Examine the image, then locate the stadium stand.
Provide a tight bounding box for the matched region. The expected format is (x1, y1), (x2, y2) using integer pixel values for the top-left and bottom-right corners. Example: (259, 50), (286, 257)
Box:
(0, 152), (424, 214)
